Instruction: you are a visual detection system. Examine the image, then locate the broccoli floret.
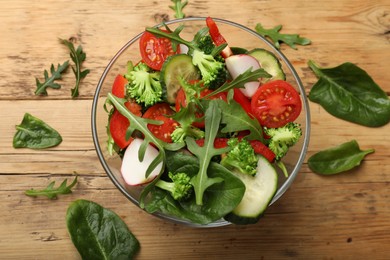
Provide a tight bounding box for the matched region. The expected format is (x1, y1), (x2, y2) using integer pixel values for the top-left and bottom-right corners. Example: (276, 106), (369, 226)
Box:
(220, 138), (259, 176)
(124, 62), (162, 106)
(263, 122), (302, 161)
(155, 172), (193, 201)
(191, 49), (227, 90)
(171, 124), (205, 143)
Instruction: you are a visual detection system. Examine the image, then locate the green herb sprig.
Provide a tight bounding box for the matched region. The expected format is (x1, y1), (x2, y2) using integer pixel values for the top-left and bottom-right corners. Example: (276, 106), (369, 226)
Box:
(255, 23), (311, 49)
(34, 61), (69, 95)
(169, 0), (188, 19)
(60, 38), (90, 98)
(25, 176), (78, 199)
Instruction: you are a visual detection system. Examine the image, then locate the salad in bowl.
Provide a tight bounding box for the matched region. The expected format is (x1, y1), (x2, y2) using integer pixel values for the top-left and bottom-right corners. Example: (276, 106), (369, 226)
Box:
(92, 17), (310, 227)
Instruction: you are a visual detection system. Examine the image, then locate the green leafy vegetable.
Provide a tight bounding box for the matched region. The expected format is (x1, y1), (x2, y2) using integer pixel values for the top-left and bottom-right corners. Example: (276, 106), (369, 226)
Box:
(185, 101), (231, 205)
(66, 199), (140, 259)
(145, 151), (245, 225)
(25, 176), (77, 199)
(211, 94), (264, 142)
(13, 113), (62, 149)
(34, 61), (69, 95)
(255, 23), (311, 49)
(169, 0), (188, 19)
(308, 60), (390, 127)
(60, 38), (90, 98)
(308, 140), (374, 175)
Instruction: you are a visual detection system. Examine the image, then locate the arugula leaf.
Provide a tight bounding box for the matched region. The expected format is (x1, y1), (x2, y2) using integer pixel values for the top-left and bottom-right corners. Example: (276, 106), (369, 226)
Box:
(169, 0), (188, 19)
(13, 113), (62, 149)
(60, 38), (90, 98)
(308, 140), (374, 175)
(212, 94), (264, 142)
(106, 93), (184, 206)
(66, 199), (140, 259)
(255, 23), (311, 49)
(308, 60), (390, 127)
(203, 67), (271, 98)
(34, 61), (69, 95)
(25, 176), (78, 199)
(185, 101), (231, 205)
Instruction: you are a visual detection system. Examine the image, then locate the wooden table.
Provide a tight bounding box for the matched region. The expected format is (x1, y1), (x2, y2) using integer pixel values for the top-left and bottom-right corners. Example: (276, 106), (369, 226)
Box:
(1, 0), (389, 259)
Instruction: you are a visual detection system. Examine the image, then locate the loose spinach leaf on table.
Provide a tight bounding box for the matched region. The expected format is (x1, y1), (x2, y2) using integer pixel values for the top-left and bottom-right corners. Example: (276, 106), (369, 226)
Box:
(13, 113), (62, 149)
(25, 176), (78, 199)
(34, 61), (69, 95)
(255, 23), (311, 49)
(60, 38), (90, 98)
(308, 140), (374, 175)
(145, 151), (246, 225)
(66, 199), (140, 260)
(308, 60), (390, 127)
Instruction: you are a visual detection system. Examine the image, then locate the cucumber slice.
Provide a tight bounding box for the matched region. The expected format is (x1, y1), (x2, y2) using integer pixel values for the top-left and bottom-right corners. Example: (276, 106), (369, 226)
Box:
(248, 48), (286, 82)
(224, 156), (278, 225)
(160, 54), (200, 104)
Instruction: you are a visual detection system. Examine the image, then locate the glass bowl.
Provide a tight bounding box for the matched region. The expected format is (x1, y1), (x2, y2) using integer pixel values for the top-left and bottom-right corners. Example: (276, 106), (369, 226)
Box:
(91, 17), (311, 227)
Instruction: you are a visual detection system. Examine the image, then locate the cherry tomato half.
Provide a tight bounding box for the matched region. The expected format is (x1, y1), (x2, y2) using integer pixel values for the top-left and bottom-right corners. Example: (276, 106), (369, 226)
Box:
(251, 80), (302, 128)
(175, 88), (228, 128)
(139, 31), (180, 71)
(111, 74), (128, 98)
(109, 101), (142, 149)
(143, 103), (177, 143)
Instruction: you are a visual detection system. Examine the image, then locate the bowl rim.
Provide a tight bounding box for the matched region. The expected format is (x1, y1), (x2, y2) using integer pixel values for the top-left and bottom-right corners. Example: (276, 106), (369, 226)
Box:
(91, 16), (311, 227)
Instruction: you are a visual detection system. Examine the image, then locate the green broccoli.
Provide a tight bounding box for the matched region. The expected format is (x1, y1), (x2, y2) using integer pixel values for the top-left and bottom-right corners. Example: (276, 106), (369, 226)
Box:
(155, 172), (193, 201)
(124, 61), (162, 106)
(263, 122), (302, 161)
(221, 138), (259, 176)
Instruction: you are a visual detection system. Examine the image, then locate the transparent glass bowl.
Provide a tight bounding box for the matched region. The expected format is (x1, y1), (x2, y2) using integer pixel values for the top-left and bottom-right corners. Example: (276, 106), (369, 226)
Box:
(91, 17), (311, 227)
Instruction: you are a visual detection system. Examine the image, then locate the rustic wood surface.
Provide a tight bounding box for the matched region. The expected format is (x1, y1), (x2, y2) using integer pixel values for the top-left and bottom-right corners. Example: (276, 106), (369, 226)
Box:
(0, 0), (389, 259)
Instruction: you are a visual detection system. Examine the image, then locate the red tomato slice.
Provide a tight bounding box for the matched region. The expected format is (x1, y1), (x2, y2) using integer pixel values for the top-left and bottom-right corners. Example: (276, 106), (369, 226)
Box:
(109, 101), (142, 149)
(143, 103), (177, 143)
(139, 31), (180, 71)
(205, 17), (233, 58)
(175, 88), (228, 128)
(111, 74), (128, 98)
(195, 138), (229, 149)
(251, 80), (302, 128)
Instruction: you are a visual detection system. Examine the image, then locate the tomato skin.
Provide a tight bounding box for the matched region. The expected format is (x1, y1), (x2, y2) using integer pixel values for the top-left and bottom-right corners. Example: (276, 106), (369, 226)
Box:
(251, 80), (302, 128)
(143, 103), (177, 143)
(205, 17), (233, 58)
(109, 101), (142, 149)
(139, 31), (180, 71)
(175, 88), (228, 128)
(195, 138), (229, 149)
(233, 88), (253, 118)
(111, 74), (128, 98)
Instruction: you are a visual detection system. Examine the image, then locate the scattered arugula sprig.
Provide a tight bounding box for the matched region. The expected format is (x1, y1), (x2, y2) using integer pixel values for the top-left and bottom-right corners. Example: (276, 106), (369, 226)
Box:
(34, 61), (69, 95)
(170, 0), (188, 19)
(255, 23), (311, 49)
(185, 101), (231, 205)
(60, 38), (90, 98)
(25, 175), (78, 199)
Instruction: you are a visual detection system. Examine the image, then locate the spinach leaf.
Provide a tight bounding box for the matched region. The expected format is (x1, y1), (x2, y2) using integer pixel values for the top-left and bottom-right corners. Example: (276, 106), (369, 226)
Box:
(308, 140), (374, 175)
(145, 151), (245, 225)
(66, 199), (140, 260)
(25, 176), (77, 199)
(308, 60), (390, 127)
(13, 113), (62, 149)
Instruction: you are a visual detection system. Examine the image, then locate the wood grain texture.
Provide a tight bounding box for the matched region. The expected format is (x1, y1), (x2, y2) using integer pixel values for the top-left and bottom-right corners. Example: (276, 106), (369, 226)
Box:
(0, 0), (389, 259)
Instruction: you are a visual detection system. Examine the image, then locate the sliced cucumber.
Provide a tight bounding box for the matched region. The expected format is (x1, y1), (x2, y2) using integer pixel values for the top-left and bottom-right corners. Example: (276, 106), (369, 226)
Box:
(248, 48), (286, 82)
(160, 54), (200, 104)
(224, 156), (278, 225)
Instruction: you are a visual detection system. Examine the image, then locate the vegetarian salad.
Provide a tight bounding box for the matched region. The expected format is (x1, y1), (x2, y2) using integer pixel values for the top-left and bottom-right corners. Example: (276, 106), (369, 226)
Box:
(105, 17), (303, 225)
